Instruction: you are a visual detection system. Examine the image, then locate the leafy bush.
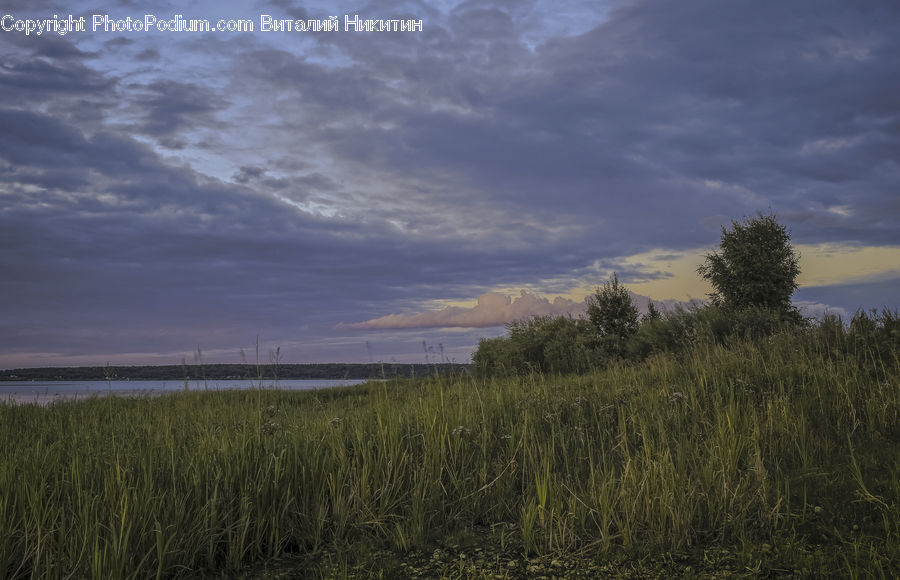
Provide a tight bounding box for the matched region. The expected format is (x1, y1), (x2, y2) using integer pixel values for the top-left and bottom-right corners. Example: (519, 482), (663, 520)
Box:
(473, 316), (598, 377)
(472, 335), (526, 377)
(474, 295), (799, 378)
(473, 276), (649, 376)
(475, 302), (832, 378)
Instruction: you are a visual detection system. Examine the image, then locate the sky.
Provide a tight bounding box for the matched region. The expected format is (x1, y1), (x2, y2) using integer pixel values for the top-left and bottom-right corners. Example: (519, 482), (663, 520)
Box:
(1, 0), (899, 369)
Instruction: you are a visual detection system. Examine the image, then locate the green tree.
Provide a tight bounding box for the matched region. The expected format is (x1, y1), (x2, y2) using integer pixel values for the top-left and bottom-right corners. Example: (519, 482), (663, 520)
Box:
(643, 300), (662, 324)
(587, 273), (639, 359)
(698, 213), (801, 318)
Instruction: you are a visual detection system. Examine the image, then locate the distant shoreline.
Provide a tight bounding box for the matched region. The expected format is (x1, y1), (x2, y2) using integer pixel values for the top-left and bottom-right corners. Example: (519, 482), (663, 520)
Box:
(1, 362), (471, 382)
(1, 378), (371, 406)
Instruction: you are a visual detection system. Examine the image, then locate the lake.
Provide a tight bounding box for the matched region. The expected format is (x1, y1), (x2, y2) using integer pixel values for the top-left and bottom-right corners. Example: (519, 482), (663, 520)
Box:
(0, 379), (369, 406)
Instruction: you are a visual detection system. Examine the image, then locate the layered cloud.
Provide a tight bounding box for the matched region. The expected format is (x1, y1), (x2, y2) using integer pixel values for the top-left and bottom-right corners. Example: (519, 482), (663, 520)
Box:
(348, 290), (688, 330)
(348, 291), (586, 329)
(1, 0), (898, 366)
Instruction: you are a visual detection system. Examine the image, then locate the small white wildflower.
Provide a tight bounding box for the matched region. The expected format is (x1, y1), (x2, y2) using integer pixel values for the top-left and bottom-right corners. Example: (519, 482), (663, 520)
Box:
(451, 425), (470, 436)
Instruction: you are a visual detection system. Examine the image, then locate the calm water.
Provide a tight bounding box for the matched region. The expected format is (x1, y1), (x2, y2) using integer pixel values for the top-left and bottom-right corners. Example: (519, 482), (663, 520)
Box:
(0, 379), (368, 406)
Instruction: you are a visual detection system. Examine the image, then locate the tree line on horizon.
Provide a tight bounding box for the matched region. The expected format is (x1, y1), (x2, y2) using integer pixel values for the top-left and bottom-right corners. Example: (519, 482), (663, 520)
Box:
(474, 213), (898, 376)
(1, 362), (470, 382)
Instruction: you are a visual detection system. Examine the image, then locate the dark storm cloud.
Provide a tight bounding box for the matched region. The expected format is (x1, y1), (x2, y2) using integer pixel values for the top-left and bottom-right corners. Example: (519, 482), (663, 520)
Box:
(135, 48), (161, 61)
(0, 108), (92, 169)
(301, 172), (338, 190)
(2, 0), (898, 366)
(0, 0), (60, 9)
(0, 31), (115, 133)
(233, 165), (265, 184)
(131, 80), (228, 145)
(0, 106), (588, 359)
(0, 109), (169, 191)
(1, 32), (99, 61)
(239, 0), (899, 253)
(232, 166), (335, 192)
(104, 37), (133, 49)
(265, 0), (310, 20)
(0, 52), (113, 101)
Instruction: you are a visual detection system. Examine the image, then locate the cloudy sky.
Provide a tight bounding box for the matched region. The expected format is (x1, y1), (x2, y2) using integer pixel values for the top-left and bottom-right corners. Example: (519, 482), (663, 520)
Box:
(1, 0), (898, 368)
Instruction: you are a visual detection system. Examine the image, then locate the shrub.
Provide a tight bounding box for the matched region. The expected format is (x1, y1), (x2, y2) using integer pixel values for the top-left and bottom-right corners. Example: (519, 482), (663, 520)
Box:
(472, 316), (598, 377)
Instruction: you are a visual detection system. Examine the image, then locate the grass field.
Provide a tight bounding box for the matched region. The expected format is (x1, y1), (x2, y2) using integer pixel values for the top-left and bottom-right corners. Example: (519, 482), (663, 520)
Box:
(2, 322), (899, 578)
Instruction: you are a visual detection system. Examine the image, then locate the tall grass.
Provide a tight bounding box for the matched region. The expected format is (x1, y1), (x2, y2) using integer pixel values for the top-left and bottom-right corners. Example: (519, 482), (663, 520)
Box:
(1, 316), (899, 577)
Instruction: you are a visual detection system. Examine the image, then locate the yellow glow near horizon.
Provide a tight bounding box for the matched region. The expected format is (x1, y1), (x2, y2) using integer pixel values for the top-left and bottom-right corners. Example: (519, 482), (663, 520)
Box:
(796, 244), (900, 286)
(617, 249), (713, 301)
(446, 243), (900, 309)
(423, 244), (900, 312)
(621, 243), (900, 301)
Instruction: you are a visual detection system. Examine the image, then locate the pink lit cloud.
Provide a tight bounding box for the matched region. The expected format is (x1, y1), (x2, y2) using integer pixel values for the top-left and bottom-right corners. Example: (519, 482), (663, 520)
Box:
(346, 290), (688, 330)
(347, 291), (587, 329)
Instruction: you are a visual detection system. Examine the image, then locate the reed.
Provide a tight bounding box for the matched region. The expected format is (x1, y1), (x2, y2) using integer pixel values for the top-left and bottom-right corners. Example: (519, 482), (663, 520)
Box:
(1, 320), (898, 578)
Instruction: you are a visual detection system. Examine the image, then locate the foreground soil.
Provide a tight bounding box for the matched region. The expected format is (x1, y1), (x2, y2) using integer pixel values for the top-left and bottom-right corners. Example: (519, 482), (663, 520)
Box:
(227, 525), (889, 579)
